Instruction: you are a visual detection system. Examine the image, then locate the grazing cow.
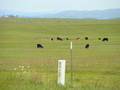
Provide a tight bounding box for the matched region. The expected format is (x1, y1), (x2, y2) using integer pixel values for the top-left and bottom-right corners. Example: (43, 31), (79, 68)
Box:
(98, 38), (101, 40)
(76, 38), (80, 40)
(66, 38), (69, 40)
(102, 38), (108, 41)
(57, 37), (63, 41)
(85, 37), (88, 40)
(59, 37), (62, 40)
(37, 44), (43, 48)
(85, 44), (90, 48)
(51, 38), (53, 41)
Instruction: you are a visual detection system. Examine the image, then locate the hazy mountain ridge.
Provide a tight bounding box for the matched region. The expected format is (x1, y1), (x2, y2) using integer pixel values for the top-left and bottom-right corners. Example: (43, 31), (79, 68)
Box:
(0, 9), (120, 19)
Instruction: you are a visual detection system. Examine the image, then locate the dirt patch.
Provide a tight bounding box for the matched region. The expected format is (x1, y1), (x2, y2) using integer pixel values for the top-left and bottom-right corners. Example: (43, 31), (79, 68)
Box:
(38, 38), (50, 40)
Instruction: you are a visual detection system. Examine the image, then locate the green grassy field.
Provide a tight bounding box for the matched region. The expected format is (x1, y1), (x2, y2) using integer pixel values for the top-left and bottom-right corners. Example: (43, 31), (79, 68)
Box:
(0, 18), (120, 90)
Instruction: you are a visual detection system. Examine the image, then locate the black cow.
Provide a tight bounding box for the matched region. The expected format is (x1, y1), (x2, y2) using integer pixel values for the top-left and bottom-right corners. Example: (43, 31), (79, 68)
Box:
(102, 38), (108, 41)
(57, 37), (63, 41)
(51, 38), (53, 41)
(37, 44), (43, 48)
(85, 37), (88, 40)
(66, 38), (69, 40)
(85, 44), (90, 48)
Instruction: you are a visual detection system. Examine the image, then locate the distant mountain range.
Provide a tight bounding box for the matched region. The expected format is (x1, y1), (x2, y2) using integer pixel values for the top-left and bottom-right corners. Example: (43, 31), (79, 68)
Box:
(0, 9), (120, 19)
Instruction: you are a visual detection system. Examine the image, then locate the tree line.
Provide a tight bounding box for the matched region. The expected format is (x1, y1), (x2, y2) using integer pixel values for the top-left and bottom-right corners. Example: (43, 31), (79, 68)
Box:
(1, 15), (19, 18)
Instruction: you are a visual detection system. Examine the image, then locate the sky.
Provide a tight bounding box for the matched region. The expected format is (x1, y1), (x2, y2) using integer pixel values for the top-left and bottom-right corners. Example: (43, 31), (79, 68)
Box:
(1, 0), (120, 12)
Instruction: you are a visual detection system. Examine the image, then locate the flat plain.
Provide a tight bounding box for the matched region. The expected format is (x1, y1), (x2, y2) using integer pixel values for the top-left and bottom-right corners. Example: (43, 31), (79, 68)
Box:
(0, 18), (120, 90)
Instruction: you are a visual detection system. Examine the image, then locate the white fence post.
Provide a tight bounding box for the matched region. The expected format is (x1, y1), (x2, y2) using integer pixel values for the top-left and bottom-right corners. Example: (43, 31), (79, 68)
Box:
(58, 60), (66, 85)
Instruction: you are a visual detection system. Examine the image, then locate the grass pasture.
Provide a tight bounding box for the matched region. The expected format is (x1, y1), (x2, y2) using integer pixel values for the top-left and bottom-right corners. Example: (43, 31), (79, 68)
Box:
(0, 18), (120, 90)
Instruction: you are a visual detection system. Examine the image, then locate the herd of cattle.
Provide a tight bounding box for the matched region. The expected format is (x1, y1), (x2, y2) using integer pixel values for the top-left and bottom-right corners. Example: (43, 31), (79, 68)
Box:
(37, 37), (108, 49)
(50, 37), (108, 41)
